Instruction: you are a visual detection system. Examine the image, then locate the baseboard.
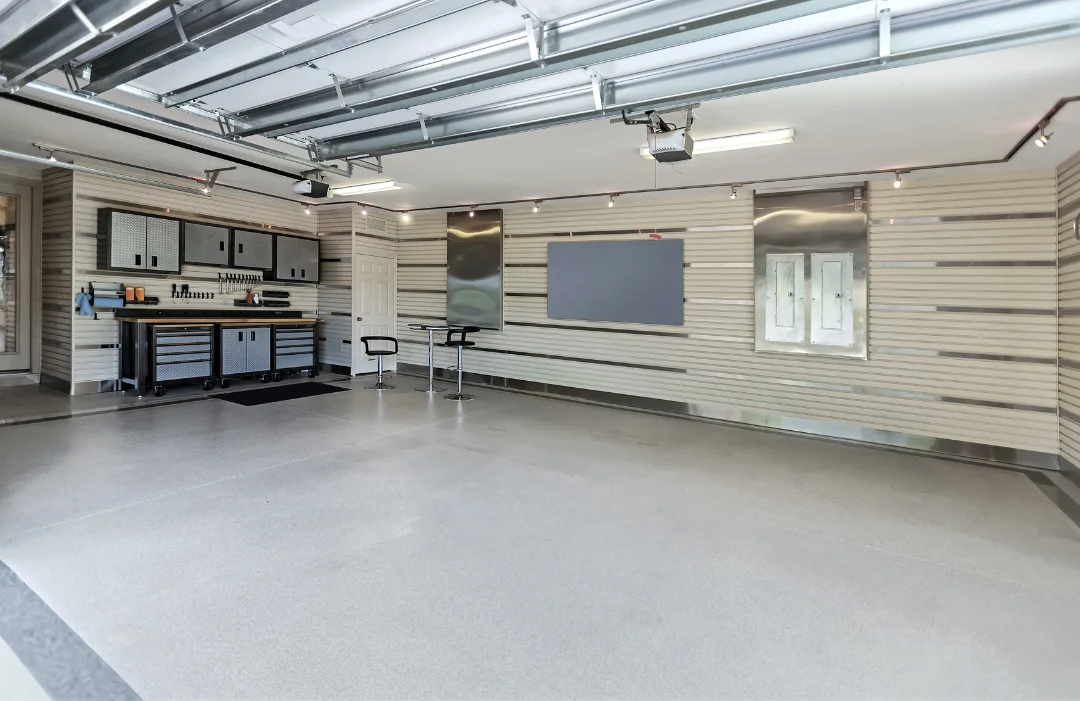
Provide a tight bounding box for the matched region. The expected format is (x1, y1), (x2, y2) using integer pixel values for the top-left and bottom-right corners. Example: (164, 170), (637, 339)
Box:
(398, 363), (1058, 471)
(1060, 456), (1080, 489)
(39, 372), (70, 394)
(71, 380), (120, 395)
(319, 363), (351, 376)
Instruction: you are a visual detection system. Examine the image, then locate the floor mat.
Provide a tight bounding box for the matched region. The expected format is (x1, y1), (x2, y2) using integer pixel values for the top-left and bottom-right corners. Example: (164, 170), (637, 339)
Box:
(219, 382), (350, 406)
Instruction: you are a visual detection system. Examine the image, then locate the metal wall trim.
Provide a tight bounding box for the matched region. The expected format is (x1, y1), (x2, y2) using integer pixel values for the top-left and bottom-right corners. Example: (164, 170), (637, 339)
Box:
(870, 304), (1057, 315)
(40, 338), (70, 349)
(1059, 251), (1080, 267)
(505, 263), (546, 268)
(506, 292), (547, 298)
(504, 319), (753, 343)
(1059, 357), (1080, 371)
(685, 298), (754, 305)
(870, 260), (1057, 268)
(355, 232), (396, 242)
(1058, 196), (1080, 221)
(73, 343), (120, 350)
(71, 380), (120, 395)
(399, 263), (448, 268)
(75, 195), (315, 237)
(395, 363), (1059, 470)
(399, 236), (447, 242)
(397, 288), (445, 294)
(401, 340), (1054, 413)
(39, 373), (71, 394)
(1060, 456), (1080, 490)
(328, 311), (351, 317)
(1060, 407), (1080, 425)
(685, 262), (754, 268)
(504, 225), (753, 239)
(869, 213), (1057, 225)
(870, 346), (1057, 364)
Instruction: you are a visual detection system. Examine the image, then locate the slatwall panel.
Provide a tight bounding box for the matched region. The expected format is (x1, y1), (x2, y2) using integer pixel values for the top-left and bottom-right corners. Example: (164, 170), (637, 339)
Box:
(316, 205), (353, 368)
(397, 172), (1059, 455)
(1058, 150), (1080, 469)
(40, 168), (73, 385)
(70, 171), (318, 389)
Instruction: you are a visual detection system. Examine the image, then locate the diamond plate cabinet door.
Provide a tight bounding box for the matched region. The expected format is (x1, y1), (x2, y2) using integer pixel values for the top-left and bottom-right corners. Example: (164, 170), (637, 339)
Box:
(247, 327), (271, 373)
(106, 210), (147, 270)
(146, 216), (181, 272)
(220, 328), (248, 376)
(233, 228), (274, 270)
(183, 222), (230, 266)
(275, 235), (299, 281)
(296, 237), (320, 282)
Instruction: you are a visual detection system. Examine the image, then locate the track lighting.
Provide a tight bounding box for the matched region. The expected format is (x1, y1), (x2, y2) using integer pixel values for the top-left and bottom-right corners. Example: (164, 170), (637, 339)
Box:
(304, 205), (311, 215)
(730, 186), (738, 200)
(533, 201), (541, 213)
(893, 172), (903, 189)
(1036, 124), (1052, 147)
(47, 151), (57, 162)
(361, 207), (368, 215)
(608, 195), (616, 208)
(469, 205), (476, 217)
(402, 211), (411, 222)
(202, 187), (210, 194)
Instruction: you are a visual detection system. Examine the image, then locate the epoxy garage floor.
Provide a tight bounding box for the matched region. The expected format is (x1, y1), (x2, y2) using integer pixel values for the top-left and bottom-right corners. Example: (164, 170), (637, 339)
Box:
(2, 378), (1080, 699)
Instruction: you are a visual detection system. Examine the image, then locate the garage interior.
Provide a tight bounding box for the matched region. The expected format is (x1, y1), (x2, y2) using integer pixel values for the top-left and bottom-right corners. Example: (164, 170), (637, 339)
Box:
(2, 0), (1080, 698)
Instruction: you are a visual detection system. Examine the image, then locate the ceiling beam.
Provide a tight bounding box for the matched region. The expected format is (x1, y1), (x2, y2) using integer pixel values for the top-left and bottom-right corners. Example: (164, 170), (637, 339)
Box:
(0, 0), (178, 92)
(313, 0), (1080, 159)
(0, 0), (73, 54)
(161, 0), (490, 107)
(228, 0), (863, 138)
(80, 0), (322, 95)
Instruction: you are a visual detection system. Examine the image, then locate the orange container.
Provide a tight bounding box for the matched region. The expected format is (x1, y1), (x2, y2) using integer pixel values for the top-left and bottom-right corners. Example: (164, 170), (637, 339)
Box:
(135, 287), (145, 301)
(125, 287), (135, 301)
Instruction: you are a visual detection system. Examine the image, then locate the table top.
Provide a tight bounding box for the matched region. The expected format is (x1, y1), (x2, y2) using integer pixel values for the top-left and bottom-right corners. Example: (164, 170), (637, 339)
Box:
(120, 317), (316, 325)
(407, 323), (457, 331)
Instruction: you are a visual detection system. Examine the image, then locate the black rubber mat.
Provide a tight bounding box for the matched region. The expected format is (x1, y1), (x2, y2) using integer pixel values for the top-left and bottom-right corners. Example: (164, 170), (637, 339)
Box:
(219, 381), (349, 406)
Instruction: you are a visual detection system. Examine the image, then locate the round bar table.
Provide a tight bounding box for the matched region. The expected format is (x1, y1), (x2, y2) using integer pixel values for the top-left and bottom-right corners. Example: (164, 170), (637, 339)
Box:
(406, 323), (455, 392)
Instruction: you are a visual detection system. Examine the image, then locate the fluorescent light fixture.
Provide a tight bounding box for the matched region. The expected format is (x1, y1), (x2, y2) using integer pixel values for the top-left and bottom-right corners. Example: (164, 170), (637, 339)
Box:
(331, 180), (402, 196)
(640, 128), (794, 159)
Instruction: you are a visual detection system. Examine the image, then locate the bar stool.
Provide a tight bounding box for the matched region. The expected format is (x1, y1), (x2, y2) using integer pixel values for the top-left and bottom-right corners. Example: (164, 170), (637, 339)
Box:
(360, 336), (398, 390)
(443, 326), (479, 401)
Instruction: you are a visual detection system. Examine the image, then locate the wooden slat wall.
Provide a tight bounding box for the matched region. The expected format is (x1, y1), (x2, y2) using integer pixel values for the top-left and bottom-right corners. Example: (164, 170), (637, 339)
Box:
(70, 171), (317, 389)
(1058, 150), (1080, 467)
(397, 171), (1059, 454)
(40, 168), (73, 384)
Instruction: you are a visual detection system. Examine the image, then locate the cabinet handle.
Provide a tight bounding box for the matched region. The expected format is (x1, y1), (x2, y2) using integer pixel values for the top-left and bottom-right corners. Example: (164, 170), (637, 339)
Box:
(151, 255), (158, 267)
(238, 332), (243, 342)
(291, 268), (295, 277)
(300, 269), (305, 278)
(219, 241), (225, 251)
(238, 244), (244, 253)
(135, 254), (141, 266)
(251, 331), (255, 341)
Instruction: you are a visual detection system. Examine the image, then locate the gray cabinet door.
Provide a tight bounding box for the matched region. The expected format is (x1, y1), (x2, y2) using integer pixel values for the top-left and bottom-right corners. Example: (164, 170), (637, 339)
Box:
(183, 223), (230, 266)
(108, 211), (147, 270)
(146, 217), (181, 272)
(221, 328), (247, 376)
(233, 229), (273, 270)
(275, 236), (299, 280)
(247, 327), (271, 373)
(296, 238), (319, 282)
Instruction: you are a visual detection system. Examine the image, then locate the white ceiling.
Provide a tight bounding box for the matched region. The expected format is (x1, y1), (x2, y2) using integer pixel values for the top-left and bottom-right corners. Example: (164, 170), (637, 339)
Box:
(0, 32), (1078, 210)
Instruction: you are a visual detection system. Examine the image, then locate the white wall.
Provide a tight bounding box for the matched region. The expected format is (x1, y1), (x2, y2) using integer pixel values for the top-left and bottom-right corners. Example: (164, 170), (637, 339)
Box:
(1058, 150), (1080, 473)
(397, 171), (1059, 465)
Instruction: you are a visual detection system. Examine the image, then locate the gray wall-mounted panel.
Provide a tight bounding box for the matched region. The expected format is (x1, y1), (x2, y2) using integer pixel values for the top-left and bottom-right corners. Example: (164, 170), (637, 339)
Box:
(183, 222), (230, 266)
(547, 239), (684, 326)
(447, 209), (503, 330)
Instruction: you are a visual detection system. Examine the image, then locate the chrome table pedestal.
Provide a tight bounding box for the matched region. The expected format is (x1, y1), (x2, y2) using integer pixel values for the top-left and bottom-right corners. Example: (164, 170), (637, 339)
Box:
(407, 323), (450, 392)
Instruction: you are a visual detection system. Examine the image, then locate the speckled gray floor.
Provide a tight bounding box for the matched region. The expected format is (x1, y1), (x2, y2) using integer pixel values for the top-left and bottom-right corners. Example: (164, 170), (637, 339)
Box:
(1, 377), (1079, 699)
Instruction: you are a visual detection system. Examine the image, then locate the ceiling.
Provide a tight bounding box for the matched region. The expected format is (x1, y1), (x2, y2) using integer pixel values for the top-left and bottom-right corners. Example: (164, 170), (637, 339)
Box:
(0, 0), (1078, 210)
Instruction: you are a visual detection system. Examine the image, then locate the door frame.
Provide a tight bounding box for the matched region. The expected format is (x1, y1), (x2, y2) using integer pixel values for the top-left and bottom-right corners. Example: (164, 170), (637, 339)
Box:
(351, 253), (397, 375)
(0, 182), (33, 372)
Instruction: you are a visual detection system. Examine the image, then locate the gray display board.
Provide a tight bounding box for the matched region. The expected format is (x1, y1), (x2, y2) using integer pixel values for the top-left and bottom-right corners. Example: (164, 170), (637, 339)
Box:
(447, 209), (503, 330)
(547, 239), (684, 325)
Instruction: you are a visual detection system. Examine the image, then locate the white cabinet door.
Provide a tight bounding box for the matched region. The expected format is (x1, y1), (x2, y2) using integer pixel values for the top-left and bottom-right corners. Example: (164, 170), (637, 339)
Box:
(811, 252), (854, 347)
(764, 253), (804, 343)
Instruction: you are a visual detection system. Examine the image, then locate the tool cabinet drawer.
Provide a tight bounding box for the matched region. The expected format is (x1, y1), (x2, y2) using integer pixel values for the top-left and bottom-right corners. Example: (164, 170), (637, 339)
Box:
(275, 352), (314, 369)
(154, 361), (212, 382)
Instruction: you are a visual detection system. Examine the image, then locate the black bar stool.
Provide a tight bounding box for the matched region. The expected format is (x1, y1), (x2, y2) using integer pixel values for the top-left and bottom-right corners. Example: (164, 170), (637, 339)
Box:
(443, 326), (479, 401)
(360, 336), (398, 390)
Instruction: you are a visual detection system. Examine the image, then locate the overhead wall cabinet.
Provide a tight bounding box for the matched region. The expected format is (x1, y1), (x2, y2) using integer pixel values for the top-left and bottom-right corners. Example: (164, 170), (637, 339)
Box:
(99, 209), (182, 273)
(753, 187), (867, 359)
(182, 222), (230, 266)
(274, 234), (319, 283)
(232, 228), (274, 271)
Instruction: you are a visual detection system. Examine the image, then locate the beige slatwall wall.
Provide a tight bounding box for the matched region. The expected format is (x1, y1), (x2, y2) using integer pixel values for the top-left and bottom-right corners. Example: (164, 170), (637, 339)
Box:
(397, 171), (1059, 455)
(40, 168), (73, 386)
(69, 171), (317, 390)
(1058, 150), (1080, 469)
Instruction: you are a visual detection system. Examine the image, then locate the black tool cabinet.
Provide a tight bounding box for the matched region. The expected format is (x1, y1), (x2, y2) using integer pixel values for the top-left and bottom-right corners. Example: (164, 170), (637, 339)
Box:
(272, 324), (318, 380)
(148, 325), (216, 396)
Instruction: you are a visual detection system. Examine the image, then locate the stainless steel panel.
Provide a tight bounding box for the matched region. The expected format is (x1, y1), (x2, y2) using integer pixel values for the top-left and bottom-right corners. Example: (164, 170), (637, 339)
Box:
(220, 328), (247, 376)
(109, 211), (146, 270)
(754, 187), (868, 359)
(447, 209), (503, 330)
(146, 217), (181, 272)
(155, 361), (212, 382)
(275, 235), (299, 280)
(183, 222), (230, 266)
(276, 352), (313, 369)
(247, 327), (271, 373)
(296, 237), (320, 282)
(233, 228), (274, 270)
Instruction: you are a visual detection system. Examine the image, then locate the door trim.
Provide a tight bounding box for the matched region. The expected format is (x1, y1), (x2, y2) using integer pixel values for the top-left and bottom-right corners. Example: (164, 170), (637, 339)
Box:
(351, 253), (397, 375)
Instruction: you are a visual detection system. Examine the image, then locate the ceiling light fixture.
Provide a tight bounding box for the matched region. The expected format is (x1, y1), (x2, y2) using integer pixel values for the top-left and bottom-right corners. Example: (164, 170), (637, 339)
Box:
(639, 128), (794, 160)
(608, 195), (616, 208)
(533, 201), (541, 213)
(361, 207), (368, 215)
(304, 205), (311, 215)
(331, 180), (402, 196)
(893, 172), (903, 189)
(1036, 123), (1052, 147)
(469, 205), (476, 217)
(730, 186), (738, 200)
(402, 211), (411, 223)
(47, 151), (57, 162)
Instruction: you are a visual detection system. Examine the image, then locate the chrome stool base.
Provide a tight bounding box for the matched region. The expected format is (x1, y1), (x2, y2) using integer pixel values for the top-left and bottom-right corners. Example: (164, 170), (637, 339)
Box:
(416, 385), (446, 392)
(444, 392), (474, 401)
(367, 382), (395, 390)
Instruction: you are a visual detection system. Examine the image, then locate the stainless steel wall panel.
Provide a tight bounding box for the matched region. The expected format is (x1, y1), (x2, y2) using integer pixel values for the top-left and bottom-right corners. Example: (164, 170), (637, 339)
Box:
(447, 209), (502, 330)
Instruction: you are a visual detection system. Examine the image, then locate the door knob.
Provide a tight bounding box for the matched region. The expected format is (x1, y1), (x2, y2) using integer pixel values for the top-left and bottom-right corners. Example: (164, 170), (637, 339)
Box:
(356, 317), (363, 321)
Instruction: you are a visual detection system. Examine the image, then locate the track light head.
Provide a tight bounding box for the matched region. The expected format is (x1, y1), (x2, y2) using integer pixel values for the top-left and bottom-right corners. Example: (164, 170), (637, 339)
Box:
(533, 201), (541, 213)
(608, 195), (616, 208)
(893, 172), (903, 189)
(47, 151), (57, 162)
(1036, 129), (1051, 147)
(730, 186), (738, 200)
(304, 206), (311, 215)
(201, 186), (210, 194)
(469, 205), (476, 217)
(402, 211), (411, 223)
(361, 207), (368, 215)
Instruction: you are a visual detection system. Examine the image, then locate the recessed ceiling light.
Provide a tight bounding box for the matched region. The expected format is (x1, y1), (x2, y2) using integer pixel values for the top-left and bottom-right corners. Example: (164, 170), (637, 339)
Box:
(331, 180), (402, 196)
(639, 128), (795, 160)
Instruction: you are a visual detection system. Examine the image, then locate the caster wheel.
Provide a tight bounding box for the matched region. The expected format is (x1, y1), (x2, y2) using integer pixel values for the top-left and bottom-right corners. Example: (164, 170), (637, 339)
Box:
(273, 373), (283, 382)
(307, 369), (317, 378)
(260, 374), (270, 383)
(153, 386), (165, 397)
(220, 378), (231, 389)
(202, 380), (213, 391)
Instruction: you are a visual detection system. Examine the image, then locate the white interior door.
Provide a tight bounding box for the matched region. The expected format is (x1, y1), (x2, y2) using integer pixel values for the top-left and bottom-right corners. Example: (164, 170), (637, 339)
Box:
(352, 254), (396, 375)
(0, 183), (32, 372)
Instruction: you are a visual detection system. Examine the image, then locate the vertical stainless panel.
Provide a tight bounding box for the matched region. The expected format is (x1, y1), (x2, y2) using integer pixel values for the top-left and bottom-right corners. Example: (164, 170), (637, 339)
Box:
(447, 209), (503, 330)
(754, 187), (868, 358)
(109, 211), (146, 269)
(146, 216), (180, 272)
(765, 253), (804, 343)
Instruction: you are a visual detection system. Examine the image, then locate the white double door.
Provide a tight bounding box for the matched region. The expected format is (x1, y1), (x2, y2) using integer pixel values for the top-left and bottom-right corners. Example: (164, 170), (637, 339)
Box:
(352, 253), (396, 375)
